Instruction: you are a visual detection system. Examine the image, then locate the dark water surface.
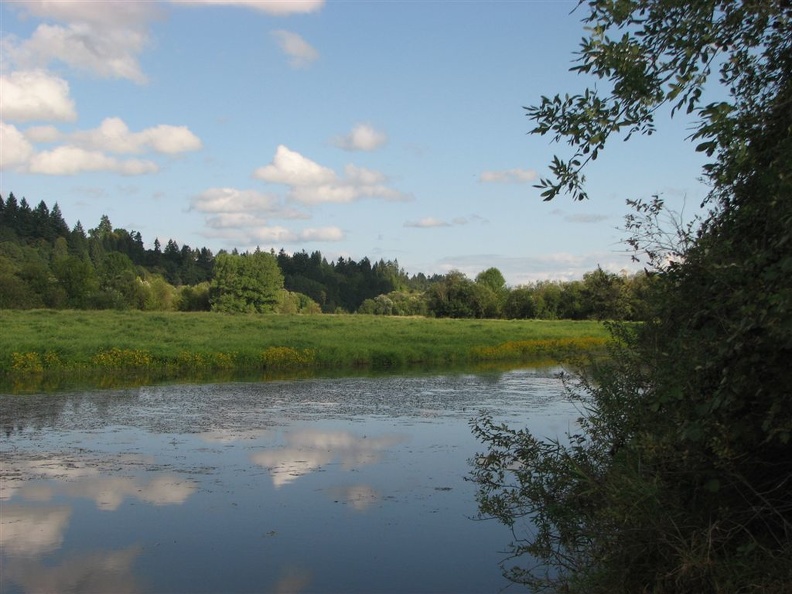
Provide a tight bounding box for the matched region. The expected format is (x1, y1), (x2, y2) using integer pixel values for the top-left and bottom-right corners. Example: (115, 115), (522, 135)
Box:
(0, 368), (576, 594)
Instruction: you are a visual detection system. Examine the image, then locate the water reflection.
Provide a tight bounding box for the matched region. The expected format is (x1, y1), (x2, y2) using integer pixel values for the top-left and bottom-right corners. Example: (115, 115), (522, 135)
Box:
(326, 484), (381, 511)
(0, 368), (575, 594)
(252, 429), (406, 488)
(3, 547), (143, 594)
(1, 505), (71, 555)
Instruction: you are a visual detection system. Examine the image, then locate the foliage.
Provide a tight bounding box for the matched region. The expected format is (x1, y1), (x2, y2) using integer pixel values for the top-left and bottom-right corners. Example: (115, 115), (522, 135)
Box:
(210, 251), (284, 313)
(260, 346), (317, 369)
(471, 1), (792, 592)
(427, 270), (499, 318)
(273, 289), (322, 314)
(2, 194), (658, 320)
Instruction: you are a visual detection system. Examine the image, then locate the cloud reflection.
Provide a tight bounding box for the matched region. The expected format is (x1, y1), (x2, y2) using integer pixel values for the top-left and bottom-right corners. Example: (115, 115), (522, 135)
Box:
(328, 484), (382, 511)
(251, 429), (405, 488)
(2, 546), (143, 594)
(4, 460), (197, 510)
(272, 565), (313, 594)
(198, 428), (270, 443)
(0, 505), (71, 555)
(64, 475), (197, 510)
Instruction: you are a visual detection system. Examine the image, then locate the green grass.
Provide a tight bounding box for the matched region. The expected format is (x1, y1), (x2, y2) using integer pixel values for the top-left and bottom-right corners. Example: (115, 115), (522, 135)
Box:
(0, 310), (609, 385)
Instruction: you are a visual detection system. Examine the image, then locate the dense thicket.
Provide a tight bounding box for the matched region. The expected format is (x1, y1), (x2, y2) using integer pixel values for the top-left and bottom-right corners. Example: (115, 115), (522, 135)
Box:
(472, 1), (792, 592)
(0, 192), (651, 318)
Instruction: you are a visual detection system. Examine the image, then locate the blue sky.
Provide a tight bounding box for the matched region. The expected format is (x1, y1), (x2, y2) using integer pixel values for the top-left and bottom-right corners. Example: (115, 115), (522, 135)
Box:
(0, 0), (708, 285)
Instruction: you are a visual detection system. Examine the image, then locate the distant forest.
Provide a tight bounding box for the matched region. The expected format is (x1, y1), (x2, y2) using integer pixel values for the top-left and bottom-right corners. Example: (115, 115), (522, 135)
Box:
(0, 192), (653, 319)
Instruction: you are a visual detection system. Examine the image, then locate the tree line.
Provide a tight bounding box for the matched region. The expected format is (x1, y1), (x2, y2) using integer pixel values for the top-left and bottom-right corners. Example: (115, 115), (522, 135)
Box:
(0, 192), (651, 319)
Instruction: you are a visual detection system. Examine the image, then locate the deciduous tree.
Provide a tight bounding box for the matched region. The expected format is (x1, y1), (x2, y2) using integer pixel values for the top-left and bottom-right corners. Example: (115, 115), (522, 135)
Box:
(472, 1), (792, 592)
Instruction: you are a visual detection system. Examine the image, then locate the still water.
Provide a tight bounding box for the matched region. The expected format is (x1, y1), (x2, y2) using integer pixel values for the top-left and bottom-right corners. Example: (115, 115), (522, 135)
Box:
(0, 368), (576, 594)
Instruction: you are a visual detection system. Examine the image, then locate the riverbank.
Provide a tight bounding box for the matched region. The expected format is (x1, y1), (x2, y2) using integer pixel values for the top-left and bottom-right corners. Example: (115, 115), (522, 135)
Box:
(1, 310), (609, 389)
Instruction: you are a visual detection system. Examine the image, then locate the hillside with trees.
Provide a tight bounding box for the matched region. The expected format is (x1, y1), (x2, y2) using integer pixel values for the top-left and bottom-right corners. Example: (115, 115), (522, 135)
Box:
(0, 192), (653, 320)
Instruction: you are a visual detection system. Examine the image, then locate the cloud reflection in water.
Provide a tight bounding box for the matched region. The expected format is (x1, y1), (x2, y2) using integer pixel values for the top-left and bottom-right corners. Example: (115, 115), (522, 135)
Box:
(251, 429), (405, 488)
(0, 505), (71, 555)
(2, 546), (143, 594)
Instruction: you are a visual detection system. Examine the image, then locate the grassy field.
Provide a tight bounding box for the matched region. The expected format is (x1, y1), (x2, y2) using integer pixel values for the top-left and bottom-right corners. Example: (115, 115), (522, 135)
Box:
(0, 310), (610, 386)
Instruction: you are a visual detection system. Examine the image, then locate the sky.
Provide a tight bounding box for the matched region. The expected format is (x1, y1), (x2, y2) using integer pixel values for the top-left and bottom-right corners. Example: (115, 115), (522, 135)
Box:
(0, 0), (710, 286)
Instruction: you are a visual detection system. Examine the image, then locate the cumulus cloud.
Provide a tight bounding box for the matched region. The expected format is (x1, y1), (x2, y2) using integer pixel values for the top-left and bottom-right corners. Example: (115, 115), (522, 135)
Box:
(271, 30), (319, 68)
(191, 187), (341, 246)
(331, 123), (388, 152)
(71, 117), (203, 154)
(479, 168), (537, 183)
(7, 23), (150, 83)
(255, 145), (336, 186)
(0, 70), (77, 122)
(255, 145), (410, 205)
(28, 146), (158, 176)
(23, 125), (62, 143)
(4, 1), (161, 83)
(2, 118), (201, 175)
(191, 188), (281, 214)
(172, 0), (325, 15)
(300, 227), (344, 241)
(0, 122), (35, 170)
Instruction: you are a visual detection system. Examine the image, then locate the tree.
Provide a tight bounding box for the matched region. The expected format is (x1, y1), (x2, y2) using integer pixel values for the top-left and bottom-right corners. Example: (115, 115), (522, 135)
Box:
(427, 271), (499, 318)
(475, 267), (506, 293)
(471, 2), (792, 592)
(502, 287), (537, 319)
(210, 251), (284, 313)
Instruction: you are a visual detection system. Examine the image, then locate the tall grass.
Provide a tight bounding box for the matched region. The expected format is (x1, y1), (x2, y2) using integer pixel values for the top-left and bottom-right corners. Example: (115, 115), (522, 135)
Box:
(1, 310), (610, 387)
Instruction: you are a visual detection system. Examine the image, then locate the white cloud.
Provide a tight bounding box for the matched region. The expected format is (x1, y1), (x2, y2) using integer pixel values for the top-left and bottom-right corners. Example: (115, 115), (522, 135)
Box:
(7, 23), (149, 83)
(4, 1), (159, 83)
(248, 226), (299, 243)
(0, 122), (35, 170)
(205, 213), (264, 228)
(29, 146), (158, 175)
(172, 0), (325, 15)
(344, 164), (387, 185)
(2, 118), (200, 176)
(192, 187), (330, 246)
(332, 123), (388, 152)
(271, 30), (319, 68)
(300, 227), (344, 241)
(191, 188), (281, 214)
(24, 125), (62, 143)
(255, 145), (411, 205)
(255, 145), (336, 186)
(7, 0), (158, 27)
(404, 218), (452, 228)
(0, 70), (77, 122)
(246, 226), (344, 244)
(71, 117), (202, 154)
(479, 168), (537, 183)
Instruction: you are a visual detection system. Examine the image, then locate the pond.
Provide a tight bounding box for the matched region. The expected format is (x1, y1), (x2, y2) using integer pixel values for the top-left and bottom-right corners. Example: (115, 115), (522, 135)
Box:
(0, 368), (577, 594)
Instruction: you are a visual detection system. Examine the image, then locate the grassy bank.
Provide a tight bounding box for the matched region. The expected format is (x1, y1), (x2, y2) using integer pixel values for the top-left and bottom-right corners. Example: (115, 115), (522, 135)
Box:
(1, 310), (609, 384)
